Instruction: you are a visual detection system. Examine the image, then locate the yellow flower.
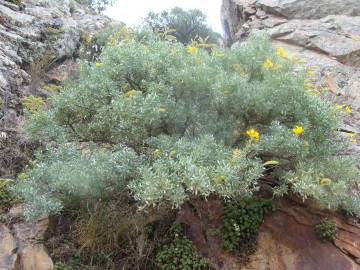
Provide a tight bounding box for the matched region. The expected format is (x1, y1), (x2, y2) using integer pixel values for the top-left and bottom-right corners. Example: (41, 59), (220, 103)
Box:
(346, 132), (356, 143)
(95, 62), (104, 68)
(169, 150), (177, 158)
(320, 178), (332, 186)
(216, 175), (226, 183)
(246, 128), (260, 142)
(158, 108), (167, 113)
(333, 104), (352, 114)
(333, 104), (344, 112)
(292, 125), (304, 136)
(304, 82), (315, 89)
(154, 149), (161, 157)
(276, 47), (289, 59)
(186, 46), (199, 56)
(263, 58), (274, 69)
(233, 148), (241, 157)
(123, 90), (140, 97)
(306, 90), (320, 96)
(344, 105), (352, 114)
(306, 69), (315, 76)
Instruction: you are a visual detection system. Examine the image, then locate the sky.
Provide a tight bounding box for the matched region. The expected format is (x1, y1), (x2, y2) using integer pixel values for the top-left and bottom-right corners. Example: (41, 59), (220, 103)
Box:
(104, 0), (223, 34)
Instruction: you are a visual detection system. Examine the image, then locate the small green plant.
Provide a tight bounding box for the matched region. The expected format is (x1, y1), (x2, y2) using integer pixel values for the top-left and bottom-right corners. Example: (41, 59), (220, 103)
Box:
(156, 224), (210, 270)
(28, 51), (56, 91)
(21, 96), (45, 113)
(54, 262), (73, 270)
(217, 197), (272, 252)
(0, 179), (15, 209)
(43, 84), (62, 92)
(314, 218), (338, 242)
(0, 213), (9, 224)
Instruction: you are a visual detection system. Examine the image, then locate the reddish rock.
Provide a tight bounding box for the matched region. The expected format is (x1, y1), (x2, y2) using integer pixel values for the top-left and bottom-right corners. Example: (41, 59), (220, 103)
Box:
(12, 216), (49, 245)
(18, 245), (53, 270)
(0, 205), (54, 270)
(0, 224), (17, 270)
(179, 197), (360, 270)
(243, 200), (360, 270)
(177, 198), (236, 269)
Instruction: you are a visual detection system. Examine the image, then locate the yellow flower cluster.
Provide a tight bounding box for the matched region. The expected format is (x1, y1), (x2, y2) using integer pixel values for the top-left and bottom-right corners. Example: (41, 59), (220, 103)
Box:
(216, 175), (227, 184)
(169, 150), (177, 158)
(346, 132), (357, 143)
(43, 84), (62, 92)
(319, 178), (332, 186)
(95, 62), (104, 68)
(186, 46), (199, 56)
(21, 95), (45, 113)
(292, 125), (304, 135)
(158, 108), (167, 113)
(333, 103), (352, 114)
(246, 128), (260, 141)
(154, 149), (161, 157)
(276, 47), (289, 59)
(263, 58), (274, 69)
(344, 105), (352, 113)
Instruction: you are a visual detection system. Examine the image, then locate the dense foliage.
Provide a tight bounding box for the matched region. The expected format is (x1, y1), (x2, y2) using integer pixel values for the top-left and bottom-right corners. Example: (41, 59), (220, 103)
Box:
(155, 224), (210, 270)
(13, 28), (360, 221)
(0, 179), (15, 209)
(315, 218), (338, 242)
(143, 7), (221, 45)
(217, 198), (272, 252)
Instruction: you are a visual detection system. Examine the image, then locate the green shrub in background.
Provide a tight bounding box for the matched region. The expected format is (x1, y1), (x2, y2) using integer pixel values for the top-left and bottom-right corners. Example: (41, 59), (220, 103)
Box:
(13, 29), (360, 221)
(0, 213), (9, 224)
(143, 7), (221, 45)
(75, 0), (115, 12)
(217, 198), (272, 252)
(54, 262), (73, 270)
(315, 218), (338, 242)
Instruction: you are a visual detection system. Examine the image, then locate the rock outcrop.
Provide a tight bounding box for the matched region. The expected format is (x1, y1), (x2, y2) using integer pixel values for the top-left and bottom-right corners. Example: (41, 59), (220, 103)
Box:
(0, 0), (112, 177)
(221, 0), (360, 160)
(0, 205), (52, 270)
(220, 0), (360, 269)
(179, 197), (360, 270)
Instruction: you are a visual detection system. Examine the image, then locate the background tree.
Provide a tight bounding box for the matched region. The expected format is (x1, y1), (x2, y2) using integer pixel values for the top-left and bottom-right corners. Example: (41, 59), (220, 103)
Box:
(143, 7), (222, 45)
(75, 0), (115, 12)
